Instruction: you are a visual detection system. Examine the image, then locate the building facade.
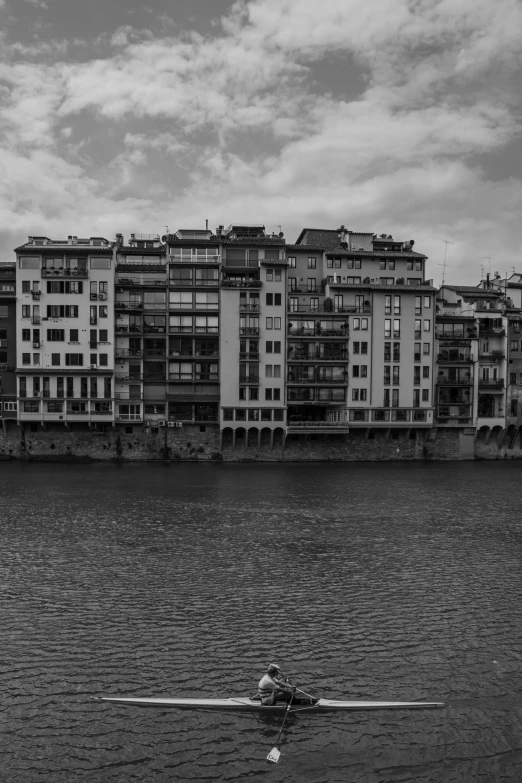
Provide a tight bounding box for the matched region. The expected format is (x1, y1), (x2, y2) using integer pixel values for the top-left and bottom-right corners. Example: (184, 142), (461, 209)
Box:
(0, 262), (17, 432)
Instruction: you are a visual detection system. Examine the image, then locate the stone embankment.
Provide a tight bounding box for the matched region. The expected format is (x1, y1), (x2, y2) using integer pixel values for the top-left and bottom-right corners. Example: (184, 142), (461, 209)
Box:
(1, 425), (521, 461)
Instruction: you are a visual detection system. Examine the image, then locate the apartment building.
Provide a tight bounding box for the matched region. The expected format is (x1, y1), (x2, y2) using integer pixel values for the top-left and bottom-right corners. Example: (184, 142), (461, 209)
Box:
(289, 227), (436, 434)
(15, 236), (115, 431)
(0, 262), (17, 431)
(219, 224), (286, 449)
(114, 233), (167, 430)
(164, 229), (221, 431)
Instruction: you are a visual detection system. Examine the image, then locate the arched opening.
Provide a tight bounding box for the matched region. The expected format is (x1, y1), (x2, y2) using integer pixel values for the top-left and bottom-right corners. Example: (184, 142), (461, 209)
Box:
(221, 427), (234, 449)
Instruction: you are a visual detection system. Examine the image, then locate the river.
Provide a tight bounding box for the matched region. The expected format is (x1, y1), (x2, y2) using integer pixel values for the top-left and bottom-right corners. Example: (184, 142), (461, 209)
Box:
(2, 461), (522, 782)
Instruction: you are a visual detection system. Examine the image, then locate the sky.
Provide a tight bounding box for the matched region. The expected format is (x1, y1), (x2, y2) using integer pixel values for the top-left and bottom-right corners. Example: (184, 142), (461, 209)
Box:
(1, 0), (521, 284)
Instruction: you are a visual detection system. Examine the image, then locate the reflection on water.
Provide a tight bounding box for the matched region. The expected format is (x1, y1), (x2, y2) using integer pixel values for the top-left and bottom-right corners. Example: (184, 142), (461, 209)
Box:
(2, 461), (522, 782)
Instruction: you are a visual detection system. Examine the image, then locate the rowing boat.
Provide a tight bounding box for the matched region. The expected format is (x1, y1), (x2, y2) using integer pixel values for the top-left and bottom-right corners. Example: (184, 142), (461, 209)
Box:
(96, 696), (444, 713)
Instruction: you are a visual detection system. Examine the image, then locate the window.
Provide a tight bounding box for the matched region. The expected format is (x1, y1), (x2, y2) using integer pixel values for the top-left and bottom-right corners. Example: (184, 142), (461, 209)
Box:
(310, 297), (319, 311)
(274, 341), (281, 353)
(334, 258), (341, 268)
(47, 305), (79, 318)
(287, 257), (296, 268)
(423, 319), (431, 332)
(289, 297), (299, 312)
(414, 342), (421, 361)
(414, 366), (421, 385)
(195, 316), (218, 334)
(422, 389), (429, 402)
(353, 318), (360, 330)
(361, 318), (368, 330)
(384, 319), (391, 338)
(266, 293), (273, 306)
(99, 306), (108, 318)
(51, 353), (60, 366)
(274, 317), (281, 329)
(384, 366), (390, 385)
(423, 366), (430, 378)
(69, 329), (79, 342)
(415, 296), (422, 315)
(413, 389), (420, 407)
(307, 257), (316, 268)
(394, 296), (401, 314)
(273, 388), (280, 401)
(423, 342), (430, 355)
(392, 389), (399, 407)
(266, 365), (273, 378)
(261, 409), (272, 421)
(510, 372), (517, 384)
(265, 388), (272, 400)
(511, 340), (518, 351)
(22, 329), (30, 341)
(4, 401), (17, 412)
(424, 296), (431, 308)
(384, 342), (391, 361)
(393, 320), (400, 338)
(380, 277), (394, 285)
(393, 342), (400, 361)
(352, 389), (359, 401)
(170, 292), (193, 309)
(353, 365), (360, 378)
(353, 342), (360, 354)
(65, 354), (83, 366)
(361, 365), (367, 378)
(511, 399), (518, 416)
(266, 317), (273, 330)
(288, 277), (297, 291)
(99, 354), (108, 367)
(249, 388), (258, 400)
(393, 366), (400, 384)
(22, 353), (30, 365)
(19, 257), (40, 269)
(415, 260), (422, 271)
(99, 329), (108, 342)
(47, 329), (64, 341)
(385, 295), (391, 315)
(195, 292), (219, 310)
(22, 305), (30, 318)
(414, 319), (421, 339)
(383, 389), (390, 407)
(407, 260), (413, 270)
(327, 259), (333, 268)
(388, 260), (395, 270)
(238, 389), (246, 401)
(307, 278), (317, 292)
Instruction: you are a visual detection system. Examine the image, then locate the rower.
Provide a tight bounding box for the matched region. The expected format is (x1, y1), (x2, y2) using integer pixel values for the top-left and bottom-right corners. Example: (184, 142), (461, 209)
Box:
(258, 664), (295, 706)
(257, 664), (318, 706)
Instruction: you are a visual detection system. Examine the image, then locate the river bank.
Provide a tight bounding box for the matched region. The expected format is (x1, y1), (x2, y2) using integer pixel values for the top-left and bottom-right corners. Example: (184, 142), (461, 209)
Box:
(1, 423), (520, 461)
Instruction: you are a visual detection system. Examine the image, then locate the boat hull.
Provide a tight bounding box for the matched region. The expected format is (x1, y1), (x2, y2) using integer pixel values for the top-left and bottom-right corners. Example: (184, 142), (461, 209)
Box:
(96, 696), (444, 713)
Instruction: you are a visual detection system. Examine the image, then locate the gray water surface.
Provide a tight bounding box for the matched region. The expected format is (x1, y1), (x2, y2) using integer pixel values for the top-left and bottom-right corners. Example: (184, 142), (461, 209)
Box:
(2, 461), (522, 782)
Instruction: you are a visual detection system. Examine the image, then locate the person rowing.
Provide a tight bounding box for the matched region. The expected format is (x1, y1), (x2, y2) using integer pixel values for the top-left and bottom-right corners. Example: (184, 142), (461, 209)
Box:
(257, 664), (318, 706)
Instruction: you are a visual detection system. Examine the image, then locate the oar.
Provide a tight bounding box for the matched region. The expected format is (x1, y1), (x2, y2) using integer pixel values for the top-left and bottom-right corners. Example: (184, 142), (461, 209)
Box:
(267, 691), (296, 764)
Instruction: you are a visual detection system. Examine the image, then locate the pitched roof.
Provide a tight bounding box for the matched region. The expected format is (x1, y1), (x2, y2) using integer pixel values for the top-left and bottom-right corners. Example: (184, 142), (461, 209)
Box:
(329, 283), (438, 292)
(325, 247), (427, 258)
(14, 243), (113, 253)
(443, 285), (502, 297)
(294, 228), (341, 248)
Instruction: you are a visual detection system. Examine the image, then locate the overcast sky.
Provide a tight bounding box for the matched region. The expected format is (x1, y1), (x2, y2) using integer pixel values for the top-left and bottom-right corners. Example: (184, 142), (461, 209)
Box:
(1, 0), (521, 283)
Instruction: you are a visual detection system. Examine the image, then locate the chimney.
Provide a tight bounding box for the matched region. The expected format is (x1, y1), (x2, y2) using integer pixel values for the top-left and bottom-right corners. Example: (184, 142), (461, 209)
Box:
(28, 236), (33, 243)
(67, 235), (73, 244)
(216, 225), (224, 237)
(72, 236), (77, 244)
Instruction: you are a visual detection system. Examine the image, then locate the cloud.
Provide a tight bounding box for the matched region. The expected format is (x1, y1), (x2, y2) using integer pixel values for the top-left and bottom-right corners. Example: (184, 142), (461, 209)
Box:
(0, 0), (521, 282)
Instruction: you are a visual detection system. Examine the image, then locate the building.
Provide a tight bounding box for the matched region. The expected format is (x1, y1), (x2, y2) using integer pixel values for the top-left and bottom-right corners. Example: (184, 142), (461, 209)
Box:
(14, 236), (115, 432)
(114, 233), (167, 431)
(219, 224), (287, 450)
(0, 262), (17, 432)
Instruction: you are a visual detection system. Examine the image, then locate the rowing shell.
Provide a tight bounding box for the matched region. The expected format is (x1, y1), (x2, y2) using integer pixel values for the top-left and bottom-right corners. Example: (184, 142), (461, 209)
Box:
(96, 696), (444, 713)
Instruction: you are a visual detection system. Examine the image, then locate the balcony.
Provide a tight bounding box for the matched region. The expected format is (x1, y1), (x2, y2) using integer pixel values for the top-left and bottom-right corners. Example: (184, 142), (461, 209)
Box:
(31, 316), (41, 324)
(115, 374), (142, 382)
(239, 327), (260, 336)
(437, 351), (473, 362)
(238, 376), (260, 385)
(116, 414), (143, 421)
(115, 393), (143, 400)
(222, 279), (262, 288)
(115, 348), (142, 357)
(288, 327), (347, 338)
(115, 301), (143, 310)
(31, 291), (40, 300)
(478, 378), (504, 389)
(223, 259), (259, 268)
(288, 375), (347, 385)
(286, 420), (350, 433)
(169, 254), (221, 264)
(479, 327), (505, 336)
(239, 303), (260, 312)
(437, 373), (473, 385)
(239, 352), (260, 361)
(288, 351), (348, 361)
(288, 303), (371, 314)
(287, 389), (346, 403)
(42, 268), (88, 278)
(116, 278), (166, 287)
(144, 349), (166, 358)
(479, 350), (505, 360)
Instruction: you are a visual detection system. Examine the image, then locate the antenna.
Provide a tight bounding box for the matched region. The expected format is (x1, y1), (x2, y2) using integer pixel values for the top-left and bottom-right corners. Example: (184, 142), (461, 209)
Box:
(164, 226), (169, 236)
(439, 239), (454, 286)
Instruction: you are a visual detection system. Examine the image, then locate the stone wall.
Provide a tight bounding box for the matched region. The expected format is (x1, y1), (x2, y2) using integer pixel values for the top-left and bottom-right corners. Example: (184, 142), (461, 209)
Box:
(2, 422), (522, 462)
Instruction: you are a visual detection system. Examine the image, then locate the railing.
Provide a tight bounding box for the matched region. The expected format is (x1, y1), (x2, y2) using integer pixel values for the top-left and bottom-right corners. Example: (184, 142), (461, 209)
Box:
(223, 259), (259, 268)
(288, 304), (371, 314)
(478, 379), (504, 388)
(288, 328), (347, 337)
(479, 327), (505, 336)
(115, 393), (143, 400)
(288, 352), (348, 361)
(115, 374), (142, 382)
(132, 234), (160, 241)
(287, 420), (349, 428)
(479, 351), (505, 359)
(239, 327), (260, 335)
(287, 390), (346, 402)
(144, 349), (166, 358)
(238, 376), (260, 384)
(169, 254), (221, 263)
(143, 326), (166, 334)
(115, 349), (142, 357)
(116, 325), (142, 333)
(115, 301), (143, 309)
(116, 278), (166, 287)
(288, 376), (347, 384)
(31, 316), (41, 324)
(437, 376), (472, 385)
(239, 352), (260, 361)
(436, 331), (477, 340)
(239, 303), (260, 312)
(222, 279), (262, 288)
(437, 352), (473, 362)
(42, 268), (88, 278)
(66, 408), (89, 415)
(31, 291), (40, 300)
(116, 414), (142, 421)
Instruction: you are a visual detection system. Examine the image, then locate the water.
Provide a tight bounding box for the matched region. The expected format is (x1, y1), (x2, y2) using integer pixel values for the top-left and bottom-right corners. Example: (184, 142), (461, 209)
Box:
(2, 461), (522, 782)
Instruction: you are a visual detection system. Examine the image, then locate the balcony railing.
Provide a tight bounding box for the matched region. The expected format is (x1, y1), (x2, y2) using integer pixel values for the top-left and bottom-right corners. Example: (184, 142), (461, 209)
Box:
(116, 414), (143, 421)
(42, 268), (88, 278)
(115, 301), (143, 310)
(437, 374), (472, 385)
(287, 420), (349, 428)
(239, 327), (260, 336)
(116, 278), (166, 287)
(288, 351), (348, 361)
(239, 303), (260, 312)
(222, 279), (262, 288)
(239, 352), (260, 361)
(169, 254), (221, 264)
(31, 316), (41, 324)
(288, 327), (347, 337)
(223, 259), (259, 268)
(478, 378), (504, 388)
(115, 348), (142, 357)
(238, 376), (260, 384)
(31, 291), (41, 300)
(479, 351), (505, 360)
(479, 327), (505, 336)
(437, 352), (473, 362)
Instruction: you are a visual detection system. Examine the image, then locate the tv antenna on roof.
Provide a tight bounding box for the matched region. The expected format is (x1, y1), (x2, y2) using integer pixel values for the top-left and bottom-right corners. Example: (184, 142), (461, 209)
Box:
(439, 239), (454, 286)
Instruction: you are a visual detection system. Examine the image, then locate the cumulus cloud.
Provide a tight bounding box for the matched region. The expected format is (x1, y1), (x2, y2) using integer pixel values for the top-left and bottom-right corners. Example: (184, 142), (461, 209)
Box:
(0, 0), (521, 280)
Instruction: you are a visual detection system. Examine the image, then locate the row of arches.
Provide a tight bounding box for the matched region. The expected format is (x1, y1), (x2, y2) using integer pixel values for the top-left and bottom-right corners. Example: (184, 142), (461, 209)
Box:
(476, 424), (522, 449)
(221, 426), (285, 450)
